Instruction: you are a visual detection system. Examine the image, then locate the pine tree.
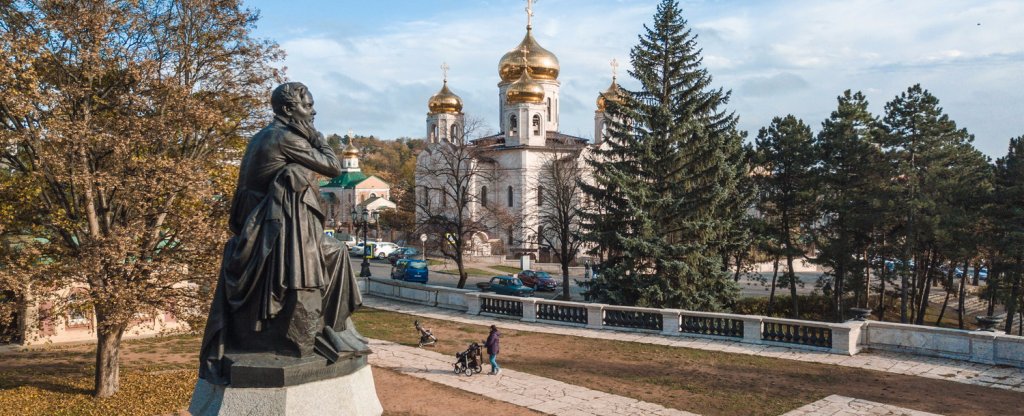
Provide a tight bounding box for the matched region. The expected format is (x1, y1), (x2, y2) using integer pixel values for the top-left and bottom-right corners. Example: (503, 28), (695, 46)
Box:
(993, 136), (1024, 332)
(814, 91), (887, 321)
(754, 115), (817, 318)
(580, 0), (743, 310)
(881, 84), (985, 324)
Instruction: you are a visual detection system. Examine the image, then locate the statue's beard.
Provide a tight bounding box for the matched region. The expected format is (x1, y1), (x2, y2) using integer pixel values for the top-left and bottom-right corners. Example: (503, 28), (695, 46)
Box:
(282, 116), (318, 140)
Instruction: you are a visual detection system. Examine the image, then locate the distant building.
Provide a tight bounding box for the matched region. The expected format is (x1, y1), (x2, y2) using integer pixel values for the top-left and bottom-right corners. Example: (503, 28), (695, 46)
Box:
(415, 4), (622, 259)
(320, 138), (396, 232)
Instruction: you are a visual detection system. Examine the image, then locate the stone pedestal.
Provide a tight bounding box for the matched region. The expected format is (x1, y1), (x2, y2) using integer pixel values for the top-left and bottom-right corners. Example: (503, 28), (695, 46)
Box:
(189, 354), (383, 416)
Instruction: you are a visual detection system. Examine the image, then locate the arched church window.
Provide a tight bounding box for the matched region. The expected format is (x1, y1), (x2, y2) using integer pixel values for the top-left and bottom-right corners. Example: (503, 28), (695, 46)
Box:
(422, 187), (430, 207)
(451, 123), (460, 139)
(537, 225), (544, 244)
(532, 114), (541, 136)
(546, 98), (551, 122)
(481, 186), (488, 207)
(431, 124), (438, 142)
(509, 115), (518, 136)
(507, 186), (514, 207)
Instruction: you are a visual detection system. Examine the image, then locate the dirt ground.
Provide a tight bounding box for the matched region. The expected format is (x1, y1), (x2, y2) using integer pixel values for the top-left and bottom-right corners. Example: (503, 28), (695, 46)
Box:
(354, 308), (1024, 416)
(0, 334), (540, 416)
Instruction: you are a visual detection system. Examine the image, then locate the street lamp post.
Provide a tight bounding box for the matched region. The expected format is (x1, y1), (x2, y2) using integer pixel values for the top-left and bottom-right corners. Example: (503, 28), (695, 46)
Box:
(352, 208), (373, 277)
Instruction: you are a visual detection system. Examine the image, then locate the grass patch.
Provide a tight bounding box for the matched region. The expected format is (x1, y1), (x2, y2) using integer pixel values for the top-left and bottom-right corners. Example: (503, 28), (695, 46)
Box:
(490, 265), (522, 274)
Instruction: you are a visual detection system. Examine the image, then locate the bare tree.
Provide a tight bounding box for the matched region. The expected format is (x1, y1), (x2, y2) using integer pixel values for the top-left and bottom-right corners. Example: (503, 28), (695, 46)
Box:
(536, 152), (588, 300)
(415, 118), (496, 288)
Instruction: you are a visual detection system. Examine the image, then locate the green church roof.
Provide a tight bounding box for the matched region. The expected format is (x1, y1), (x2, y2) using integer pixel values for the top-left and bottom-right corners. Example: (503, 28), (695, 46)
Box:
(322, 171), (368, 189)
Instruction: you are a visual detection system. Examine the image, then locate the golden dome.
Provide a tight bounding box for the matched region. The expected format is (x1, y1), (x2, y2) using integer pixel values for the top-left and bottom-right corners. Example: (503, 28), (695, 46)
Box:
(596, 77), (624, 111)
(506, 66), (545, 104)
(428, 81), (463, 114)
(343, 138), (359, 157)
(498, 28), (559, 82)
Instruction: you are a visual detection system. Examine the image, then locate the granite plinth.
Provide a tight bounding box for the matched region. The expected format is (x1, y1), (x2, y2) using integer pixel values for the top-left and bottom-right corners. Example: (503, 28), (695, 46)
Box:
(188, 360), (382, 416)
(225, 352), (367, 388)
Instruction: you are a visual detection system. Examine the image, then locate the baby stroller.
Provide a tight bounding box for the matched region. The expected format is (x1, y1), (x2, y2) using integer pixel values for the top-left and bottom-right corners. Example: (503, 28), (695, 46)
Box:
(453, 342), (484, 376)
(414, 320), (437, 347)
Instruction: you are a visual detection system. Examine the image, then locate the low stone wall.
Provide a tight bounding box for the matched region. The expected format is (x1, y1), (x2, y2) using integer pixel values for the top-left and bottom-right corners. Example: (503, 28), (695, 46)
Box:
(366, 277), (469, 311)
(366, 279), (1024, 368)
(863, 321), (1023, 367)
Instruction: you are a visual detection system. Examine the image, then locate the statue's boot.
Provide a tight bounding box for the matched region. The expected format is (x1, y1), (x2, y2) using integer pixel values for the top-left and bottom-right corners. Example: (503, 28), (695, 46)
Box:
(337, 328), (373, 356)
(315, 327), (355, 363)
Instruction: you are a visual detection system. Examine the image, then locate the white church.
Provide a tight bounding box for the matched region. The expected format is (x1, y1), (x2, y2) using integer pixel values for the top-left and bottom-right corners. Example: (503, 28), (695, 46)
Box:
(415, 2), (623, 260)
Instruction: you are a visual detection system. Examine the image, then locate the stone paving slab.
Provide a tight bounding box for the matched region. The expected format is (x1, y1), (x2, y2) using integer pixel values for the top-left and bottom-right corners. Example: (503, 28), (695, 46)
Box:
(366, 338), (698, 416)
(363, 296), (1024, 393)
(781, 395), (942, 416)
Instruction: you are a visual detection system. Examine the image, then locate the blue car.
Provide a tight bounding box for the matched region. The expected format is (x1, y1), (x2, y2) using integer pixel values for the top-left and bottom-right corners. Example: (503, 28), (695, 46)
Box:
(483, 275), (534, 297)
(391, 259), (429, 283)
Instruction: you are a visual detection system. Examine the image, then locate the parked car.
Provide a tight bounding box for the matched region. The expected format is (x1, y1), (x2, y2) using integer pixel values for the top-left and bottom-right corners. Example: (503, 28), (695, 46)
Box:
(387, 247), (422, 264)
(480, 275), (534, 297)
(350, 241), (400, 259)
(955, 267), (989, 280)
(518, 270), (558, 291)
(334, 233), (357, 249)
(391, 259), (429, 283)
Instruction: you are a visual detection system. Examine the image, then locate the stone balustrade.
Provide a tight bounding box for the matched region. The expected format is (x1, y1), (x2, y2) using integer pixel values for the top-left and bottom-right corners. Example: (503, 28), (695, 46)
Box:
(365, 277), (1022, 368)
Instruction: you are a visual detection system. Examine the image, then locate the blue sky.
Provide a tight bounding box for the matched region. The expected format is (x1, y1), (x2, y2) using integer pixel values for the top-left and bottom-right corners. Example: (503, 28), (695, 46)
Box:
(244, 0), (1024, 158)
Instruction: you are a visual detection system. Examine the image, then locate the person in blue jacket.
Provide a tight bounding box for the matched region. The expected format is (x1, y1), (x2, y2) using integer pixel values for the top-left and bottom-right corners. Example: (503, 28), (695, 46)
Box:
(483, 325), (501, 375)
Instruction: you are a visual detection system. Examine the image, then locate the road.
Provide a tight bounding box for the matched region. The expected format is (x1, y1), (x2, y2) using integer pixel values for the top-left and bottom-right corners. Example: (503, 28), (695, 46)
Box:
(363, 258), (824, 301)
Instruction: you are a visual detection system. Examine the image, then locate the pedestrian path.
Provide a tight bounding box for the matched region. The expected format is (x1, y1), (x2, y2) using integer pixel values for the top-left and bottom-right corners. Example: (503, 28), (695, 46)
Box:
(781, 395), (941, 416)
(368, 339), (696, 416)
(364, 296), (1024, 393)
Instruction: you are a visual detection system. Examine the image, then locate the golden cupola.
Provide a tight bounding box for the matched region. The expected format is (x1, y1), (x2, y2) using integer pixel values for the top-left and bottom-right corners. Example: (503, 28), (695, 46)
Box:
(498, 27), (559, 82)
(505, 51), (545, 104)
(428, 80), (463, 114)
(342, 138), (359, 157)
(597, 77), (624, 111)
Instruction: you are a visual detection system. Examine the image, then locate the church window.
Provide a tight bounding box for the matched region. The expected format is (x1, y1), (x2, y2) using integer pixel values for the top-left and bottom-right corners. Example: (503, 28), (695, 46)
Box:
(422, 187), (429, 207)
(532, 114), (541, 136)
(451, 123), (460, 139)
(537, 225), (544, 244)
(546, 98), (551, 121)
(507, 186), (513, 207)
(537, 186), (543, 206)
(481, 186), (488, 207)
(509, 115), (518, 136)
(431, 124), (438, 142)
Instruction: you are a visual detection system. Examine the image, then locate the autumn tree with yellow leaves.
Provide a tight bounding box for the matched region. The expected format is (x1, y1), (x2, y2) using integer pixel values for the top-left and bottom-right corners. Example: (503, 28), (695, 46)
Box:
(0, 0), (281, 397)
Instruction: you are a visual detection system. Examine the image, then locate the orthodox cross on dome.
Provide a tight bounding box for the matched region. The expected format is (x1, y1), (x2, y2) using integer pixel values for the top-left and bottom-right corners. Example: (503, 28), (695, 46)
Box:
(520, 45), (531, 70)
(610, 58), (619, 81)
(441, 62), (450, 83)
(525, 0), (535, 29)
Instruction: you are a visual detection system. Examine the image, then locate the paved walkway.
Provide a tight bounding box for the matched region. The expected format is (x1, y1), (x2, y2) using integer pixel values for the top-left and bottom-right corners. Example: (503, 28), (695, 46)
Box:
(364, 296), (1024, 393)
(781, 395), (942, 416)
(368, 339), (696, 416)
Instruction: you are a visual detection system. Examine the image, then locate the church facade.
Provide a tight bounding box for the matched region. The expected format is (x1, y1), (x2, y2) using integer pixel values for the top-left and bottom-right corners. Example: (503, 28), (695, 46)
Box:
(320, 139), (396, 233)
(415, 4), (622, 259)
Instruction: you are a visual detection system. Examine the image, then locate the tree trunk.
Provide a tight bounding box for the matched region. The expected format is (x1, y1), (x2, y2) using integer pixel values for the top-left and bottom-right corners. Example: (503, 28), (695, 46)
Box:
(972, 261), (981, 287)
(733, 254), (743, 282)
(1004, 258), (1021, 333)
(561, 260), (571, 301)
(94, 323), (126, 398)
(936, 287), (951, 327)
(878, 260), (887, 321)
(987, 262), (1000, 316)
(767, 256), (779, 316)
(915, 251), (936, 325)
(957, 259), (969, 329)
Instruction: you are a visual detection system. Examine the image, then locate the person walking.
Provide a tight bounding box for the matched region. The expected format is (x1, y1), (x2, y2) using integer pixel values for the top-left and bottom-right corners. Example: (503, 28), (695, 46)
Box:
(483, 325), (501, 375)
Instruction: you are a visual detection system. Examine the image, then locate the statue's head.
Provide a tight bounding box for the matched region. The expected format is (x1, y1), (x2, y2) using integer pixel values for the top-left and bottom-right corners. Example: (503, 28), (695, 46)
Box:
(271, 82), (317, 137)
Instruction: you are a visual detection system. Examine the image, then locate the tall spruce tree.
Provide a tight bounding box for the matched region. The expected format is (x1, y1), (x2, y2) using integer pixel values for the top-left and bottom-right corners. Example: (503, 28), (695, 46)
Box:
(814, 91), (887, 321)
(580, 0), (743, 310)
(754, 115), (817, 318)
